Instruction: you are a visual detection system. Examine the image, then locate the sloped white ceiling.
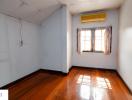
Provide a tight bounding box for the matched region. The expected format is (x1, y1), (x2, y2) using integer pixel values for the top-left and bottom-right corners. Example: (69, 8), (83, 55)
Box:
(0, 0), (61, 24)
(0, 0), (124, 24)
(58, 0), (125, 14)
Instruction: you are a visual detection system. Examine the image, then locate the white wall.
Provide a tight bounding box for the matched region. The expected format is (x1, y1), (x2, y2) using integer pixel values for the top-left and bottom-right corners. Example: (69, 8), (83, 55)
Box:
(72, 10), (119, 69)
(0, 14), (11, 87)
(0, 13), (40, 87)
(118, 0), (132, 91)
(40, 7), (63, 72)
(66, 8), (72, 70)
(40, 6), (72, 73)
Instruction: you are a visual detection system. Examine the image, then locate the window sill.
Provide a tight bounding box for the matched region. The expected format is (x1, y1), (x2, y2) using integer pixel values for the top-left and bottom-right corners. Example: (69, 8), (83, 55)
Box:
(83, 51), (104, 53)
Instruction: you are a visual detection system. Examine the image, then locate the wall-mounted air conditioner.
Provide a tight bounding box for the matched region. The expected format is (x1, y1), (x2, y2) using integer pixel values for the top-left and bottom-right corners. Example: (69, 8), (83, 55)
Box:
(80, 12), (106, 23)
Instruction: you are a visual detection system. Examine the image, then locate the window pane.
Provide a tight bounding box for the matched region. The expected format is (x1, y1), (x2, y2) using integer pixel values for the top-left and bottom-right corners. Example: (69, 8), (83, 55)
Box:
(81, 30), (92, 51)
(86, 31), (91, 36)
(95, 29), (105, 51)
(84, 41), (91, 51)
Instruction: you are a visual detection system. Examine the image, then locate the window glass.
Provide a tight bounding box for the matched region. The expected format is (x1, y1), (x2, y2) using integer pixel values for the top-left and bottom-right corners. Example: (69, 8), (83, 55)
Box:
(81, 30), (92, 51)
(79, 27), (111, 53)
(95, 29), (105, 51)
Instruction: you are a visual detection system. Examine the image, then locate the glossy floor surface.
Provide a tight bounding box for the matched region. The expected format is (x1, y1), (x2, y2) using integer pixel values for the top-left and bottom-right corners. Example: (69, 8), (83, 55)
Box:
(8, 67), (132, 100)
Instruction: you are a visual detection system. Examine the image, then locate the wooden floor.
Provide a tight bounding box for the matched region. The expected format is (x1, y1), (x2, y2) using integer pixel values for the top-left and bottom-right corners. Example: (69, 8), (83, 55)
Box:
(8, 67), (132, 100)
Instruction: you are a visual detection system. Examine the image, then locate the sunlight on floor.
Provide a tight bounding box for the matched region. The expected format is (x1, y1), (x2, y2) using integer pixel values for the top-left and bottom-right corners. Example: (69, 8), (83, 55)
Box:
(77, 75), (91, 85)
(77, 75), (112, 100)
(77, 75), (91, 99)
(96, 77), (112, 89)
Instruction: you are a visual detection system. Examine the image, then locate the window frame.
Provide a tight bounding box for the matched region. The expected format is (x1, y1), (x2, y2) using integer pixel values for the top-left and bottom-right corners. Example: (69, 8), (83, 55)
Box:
(77, 26), (112, 53)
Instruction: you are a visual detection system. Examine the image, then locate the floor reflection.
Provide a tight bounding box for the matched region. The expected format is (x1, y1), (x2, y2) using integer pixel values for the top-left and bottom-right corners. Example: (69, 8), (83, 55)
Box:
(93, 87), (106, 100)
(96, 77), (112, 89)
(77, 75), (91, 85)
(80, 84), (91, 99)
(77, 75), (112, 100)
(77, 75), (91, 99)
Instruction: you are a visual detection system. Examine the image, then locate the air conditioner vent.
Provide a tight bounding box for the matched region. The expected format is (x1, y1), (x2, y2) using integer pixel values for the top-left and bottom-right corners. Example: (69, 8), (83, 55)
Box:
(80, 12), (106, 23)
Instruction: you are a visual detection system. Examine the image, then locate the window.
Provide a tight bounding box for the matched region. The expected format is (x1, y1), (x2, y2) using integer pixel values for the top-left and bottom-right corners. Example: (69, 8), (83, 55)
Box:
(94, 29), (105, 52)
(77, 27), (112, 54)
(81, 30), (92, 51)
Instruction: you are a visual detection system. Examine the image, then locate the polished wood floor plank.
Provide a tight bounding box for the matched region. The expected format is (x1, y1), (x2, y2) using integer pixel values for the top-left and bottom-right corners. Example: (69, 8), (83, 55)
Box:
(8, 67), (132, 100)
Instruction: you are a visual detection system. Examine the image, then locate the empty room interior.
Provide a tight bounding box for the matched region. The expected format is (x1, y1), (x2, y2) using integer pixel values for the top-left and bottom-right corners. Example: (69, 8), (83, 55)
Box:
(0, 0), (132, 100)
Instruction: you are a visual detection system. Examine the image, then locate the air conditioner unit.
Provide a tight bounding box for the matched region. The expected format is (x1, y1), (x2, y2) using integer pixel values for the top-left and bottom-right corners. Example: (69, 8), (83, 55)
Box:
(80, 12), (106, 23)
